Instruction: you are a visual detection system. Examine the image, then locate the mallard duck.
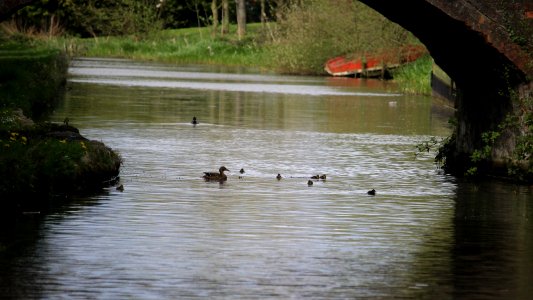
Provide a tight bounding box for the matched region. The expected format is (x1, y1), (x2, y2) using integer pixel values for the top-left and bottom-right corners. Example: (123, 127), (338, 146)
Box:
(240, 168), (245, 174)
(203, 166), (229, 181)
(308, 180), (314, 186)
(191, 116), (198, 125)
(367, 189), (376, 195)
(319, 174), (326, 180)
(276, 173), (282, 180)
(310, 175), (320, 179)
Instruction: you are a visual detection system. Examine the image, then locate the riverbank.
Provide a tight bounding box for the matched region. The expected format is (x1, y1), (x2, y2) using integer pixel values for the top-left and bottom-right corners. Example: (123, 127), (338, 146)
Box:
(53, 24), (275, 71)
(0, 37), (68, 120)
(44, 23), (433, 95)
(0, 37), (123, 218)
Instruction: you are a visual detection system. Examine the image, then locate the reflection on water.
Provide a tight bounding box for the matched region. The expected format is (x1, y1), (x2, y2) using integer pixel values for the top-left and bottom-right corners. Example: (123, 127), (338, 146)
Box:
(453, 182), (533, 299)
(0, 58), (531, 299)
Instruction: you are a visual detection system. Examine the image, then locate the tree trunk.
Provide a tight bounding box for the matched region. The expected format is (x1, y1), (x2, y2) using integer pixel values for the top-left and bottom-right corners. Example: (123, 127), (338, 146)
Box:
(236, 0), (246, 40)
(274, 0), (286, 22)
(221, 0), (229, 35)
(211, 0), (218, 36)
(260, 0), (266, 30)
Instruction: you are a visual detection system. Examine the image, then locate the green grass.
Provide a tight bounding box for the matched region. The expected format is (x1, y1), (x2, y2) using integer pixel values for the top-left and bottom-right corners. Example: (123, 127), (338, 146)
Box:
(391, 54), (433, 95)
(52, 23), (275, 69)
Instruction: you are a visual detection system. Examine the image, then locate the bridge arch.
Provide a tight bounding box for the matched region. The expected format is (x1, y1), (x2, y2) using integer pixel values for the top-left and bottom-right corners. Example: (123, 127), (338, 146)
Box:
(359, 0), (533, 180)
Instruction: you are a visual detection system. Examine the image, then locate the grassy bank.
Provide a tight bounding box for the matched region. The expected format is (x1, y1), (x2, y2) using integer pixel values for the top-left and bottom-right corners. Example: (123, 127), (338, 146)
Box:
(44, 22), (432, 95)
(391, 54), (433, 95)
(54, 23), (275, 69)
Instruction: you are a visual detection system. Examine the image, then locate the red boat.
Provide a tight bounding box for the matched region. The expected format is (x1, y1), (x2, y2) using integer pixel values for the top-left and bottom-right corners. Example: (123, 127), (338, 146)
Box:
(324, 45), (427, 78)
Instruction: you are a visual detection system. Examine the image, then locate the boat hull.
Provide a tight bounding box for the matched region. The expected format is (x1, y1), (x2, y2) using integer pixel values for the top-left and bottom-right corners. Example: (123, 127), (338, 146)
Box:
(324, 45), (426, 78)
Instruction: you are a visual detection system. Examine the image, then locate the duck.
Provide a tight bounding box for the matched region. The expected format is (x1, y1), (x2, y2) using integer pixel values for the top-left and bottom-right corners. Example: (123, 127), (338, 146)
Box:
(310, 175), (320, 179)
(116, 184), (124, 192)
(203, 166), (229, 181)
(319, 174), (326, 180)
(191, 116), (198, 125)
(308, 180), (314, 186)
(240, 168), (245, 174)
(367, 189), (376, 195)
(276, 173), (282, 180)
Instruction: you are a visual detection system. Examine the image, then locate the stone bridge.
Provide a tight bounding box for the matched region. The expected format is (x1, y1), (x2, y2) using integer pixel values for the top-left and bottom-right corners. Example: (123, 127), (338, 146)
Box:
(358, 0), (533, 180)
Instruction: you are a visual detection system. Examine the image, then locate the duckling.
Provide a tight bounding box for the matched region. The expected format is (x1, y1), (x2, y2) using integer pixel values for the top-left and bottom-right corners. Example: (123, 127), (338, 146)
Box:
(203, 166), (229, 181)
(116, 184), (124, 192)
(310, 175), (320, 179)
(240, 168), (245, 174)
(191, 116), (198, 125)
(319, 174), (326, 180)
(276, 173), (282, 180)
(308, 180), (314, 186)
(367, 189), (376, 195)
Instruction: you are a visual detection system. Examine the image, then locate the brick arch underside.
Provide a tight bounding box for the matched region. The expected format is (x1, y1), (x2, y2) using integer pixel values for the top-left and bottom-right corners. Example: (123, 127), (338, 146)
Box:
(360, 0), (528, 168)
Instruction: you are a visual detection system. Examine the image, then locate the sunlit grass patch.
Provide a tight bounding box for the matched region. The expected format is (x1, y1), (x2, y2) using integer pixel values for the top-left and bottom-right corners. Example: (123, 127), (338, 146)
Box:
(391, 55), (433, 95)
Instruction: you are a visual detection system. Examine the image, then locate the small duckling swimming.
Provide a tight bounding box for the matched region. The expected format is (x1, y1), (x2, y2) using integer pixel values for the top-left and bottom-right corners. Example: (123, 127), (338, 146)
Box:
(319, 174), (326, 180)
(308, 180), (314, 186)
(367, 189), (376, 195)
(276, 173), (282, 180)
(310, 175), (320, 179)
(240, 168), (245, 174)
(116, 184), (124, 192)
(191, 116), (198, 125)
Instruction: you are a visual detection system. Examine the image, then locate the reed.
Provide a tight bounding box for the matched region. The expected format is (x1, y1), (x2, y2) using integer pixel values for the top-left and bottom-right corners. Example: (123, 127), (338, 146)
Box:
(391, 54), (433, 95)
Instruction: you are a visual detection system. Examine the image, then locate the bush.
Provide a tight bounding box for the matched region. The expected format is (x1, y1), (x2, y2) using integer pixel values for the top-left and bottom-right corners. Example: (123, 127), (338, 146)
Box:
(13, 0), (162, 38)
(270, 0), (420, 74)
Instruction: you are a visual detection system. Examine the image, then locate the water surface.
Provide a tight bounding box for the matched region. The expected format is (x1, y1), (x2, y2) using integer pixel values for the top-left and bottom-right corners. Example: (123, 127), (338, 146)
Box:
(1, 58), (531, 299)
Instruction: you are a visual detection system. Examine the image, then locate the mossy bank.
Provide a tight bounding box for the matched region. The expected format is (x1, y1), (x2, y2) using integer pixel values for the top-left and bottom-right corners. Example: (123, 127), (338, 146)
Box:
(0, 39), (122, 217)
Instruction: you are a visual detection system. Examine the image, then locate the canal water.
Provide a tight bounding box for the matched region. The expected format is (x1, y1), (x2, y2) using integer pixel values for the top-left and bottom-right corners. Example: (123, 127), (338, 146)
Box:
(1, 58), (532, 299)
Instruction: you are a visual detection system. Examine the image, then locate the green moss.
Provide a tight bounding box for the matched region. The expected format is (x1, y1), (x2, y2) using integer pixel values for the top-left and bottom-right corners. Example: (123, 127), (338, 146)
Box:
(431, 92), (533, 183)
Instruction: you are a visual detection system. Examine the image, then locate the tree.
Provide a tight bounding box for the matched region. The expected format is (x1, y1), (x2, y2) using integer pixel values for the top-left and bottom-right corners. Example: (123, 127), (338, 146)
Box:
(211, 0), (218, 36)
(272, 0), (302, 22)
(260, 0), (266, 29)
(0, 0), (38, 22)
(158, 0), (199, 29)
(235, 0), (246, 39)
(221, 0), (229, 35)
(12, 0), (162, 37)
